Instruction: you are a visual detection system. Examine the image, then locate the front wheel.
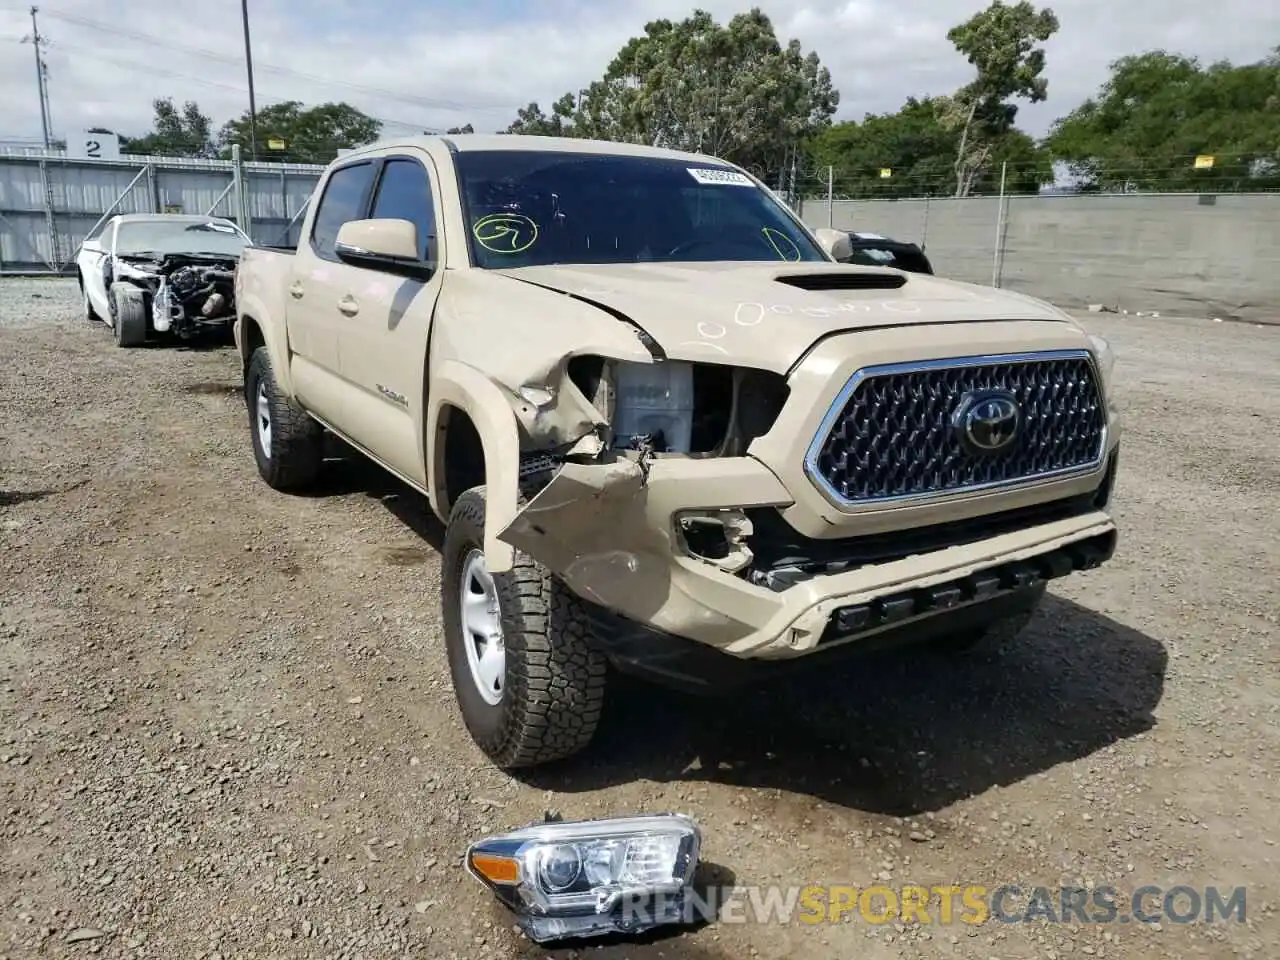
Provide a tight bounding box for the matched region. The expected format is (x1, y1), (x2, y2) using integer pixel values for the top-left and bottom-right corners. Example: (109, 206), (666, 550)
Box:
(441, 487), (607, 768)
(245, 346), (324, 490)
(109, 282), (146, 347)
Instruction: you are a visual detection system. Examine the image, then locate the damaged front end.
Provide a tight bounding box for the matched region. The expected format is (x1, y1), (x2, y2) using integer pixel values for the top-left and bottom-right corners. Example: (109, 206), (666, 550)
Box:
(492, 336), (1119, 676)
(499, 353), (793, 608)
(114, 253), (239, 338)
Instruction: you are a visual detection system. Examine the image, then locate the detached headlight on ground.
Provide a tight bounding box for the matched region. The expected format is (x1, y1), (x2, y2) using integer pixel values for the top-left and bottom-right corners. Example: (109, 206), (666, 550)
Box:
(465, 814), (702, 943)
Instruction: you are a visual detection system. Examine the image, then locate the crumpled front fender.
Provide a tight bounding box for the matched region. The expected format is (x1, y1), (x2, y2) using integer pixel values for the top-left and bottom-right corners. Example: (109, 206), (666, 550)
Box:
(497, 459), (648, 580)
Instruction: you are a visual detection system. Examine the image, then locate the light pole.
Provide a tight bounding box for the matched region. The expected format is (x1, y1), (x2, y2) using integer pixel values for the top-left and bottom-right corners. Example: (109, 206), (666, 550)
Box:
(25, 6), (52, 149)
(240, 0), (259, 160)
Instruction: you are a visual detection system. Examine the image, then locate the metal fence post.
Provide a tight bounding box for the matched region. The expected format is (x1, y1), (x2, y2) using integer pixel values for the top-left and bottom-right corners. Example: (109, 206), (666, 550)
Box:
(279, 168), (288, 235)
(991, 161), (1008, 287)
(231, 144), (252, 239)
(826, 165), (834, 228)
(995, 192), (1011, 289)
(146, 162), (160, 213)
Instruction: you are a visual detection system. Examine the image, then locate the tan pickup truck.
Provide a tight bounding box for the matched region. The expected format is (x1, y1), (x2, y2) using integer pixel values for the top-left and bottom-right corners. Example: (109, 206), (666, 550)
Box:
(233, 134), (1121, 769)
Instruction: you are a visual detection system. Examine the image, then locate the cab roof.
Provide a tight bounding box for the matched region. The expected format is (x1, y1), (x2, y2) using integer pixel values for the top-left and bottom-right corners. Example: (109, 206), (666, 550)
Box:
(343, 133), (729, 165)
(111, 213), (237, 225)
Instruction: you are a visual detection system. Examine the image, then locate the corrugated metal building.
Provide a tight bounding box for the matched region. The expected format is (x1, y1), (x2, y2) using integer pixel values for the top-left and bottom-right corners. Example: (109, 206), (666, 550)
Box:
(0, 148), (325, 272)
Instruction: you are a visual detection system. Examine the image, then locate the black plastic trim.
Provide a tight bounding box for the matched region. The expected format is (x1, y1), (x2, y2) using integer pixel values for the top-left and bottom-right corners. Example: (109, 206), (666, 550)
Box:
(579, 529), (1116, 693)
(817, 528), (1117, 650)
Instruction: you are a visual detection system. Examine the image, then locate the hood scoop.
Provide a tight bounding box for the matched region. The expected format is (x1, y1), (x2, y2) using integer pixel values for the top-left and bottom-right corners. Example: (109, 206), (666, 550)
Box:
(774, 271), (907, 292)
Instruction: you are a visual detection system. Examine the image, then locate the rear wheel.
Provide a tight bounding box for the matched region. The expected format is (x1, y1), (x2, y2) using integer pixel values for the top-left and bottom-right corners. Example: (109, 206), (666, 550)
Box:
(442, 487), (607, 768)
(109, 283), (146, 347)
(245, 346), (323, 490)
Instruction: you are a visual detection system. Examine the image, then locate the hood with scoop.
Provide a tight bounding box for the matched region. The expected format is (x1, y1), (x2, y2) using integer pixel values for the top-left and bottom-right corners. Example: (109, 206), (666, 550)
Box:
(492, 261), (1077, 373)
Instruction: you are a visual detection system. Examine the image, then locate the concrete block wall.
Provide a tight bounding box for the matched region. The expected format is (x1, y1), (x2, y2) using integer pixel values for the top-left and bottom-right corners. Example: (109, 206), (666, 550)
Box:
(800, 193), (1280, 322)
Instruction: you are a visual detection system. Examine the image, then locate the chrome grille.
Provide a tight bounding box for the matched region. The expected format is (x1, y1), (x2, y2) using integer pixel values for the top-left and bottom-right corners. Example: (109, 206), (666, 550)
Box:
(805, 351), (1107, 505)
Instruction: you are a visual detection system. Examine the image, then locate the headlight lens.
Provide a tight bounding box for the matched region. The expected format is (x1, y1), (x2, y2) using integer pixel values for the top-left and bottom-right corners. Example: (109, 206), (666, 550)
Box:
(537, 844), (582, 892)
(466, 814), (701, 943)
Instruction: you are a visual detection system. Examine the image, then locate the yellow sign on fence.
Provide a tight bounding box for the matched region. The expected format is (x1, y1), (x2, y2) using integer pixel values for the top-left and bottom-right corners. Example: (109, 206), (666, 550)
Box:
(879, 168), (892, 179)
(267, 138), (287, 151)
(1193, 155), (1215, 169)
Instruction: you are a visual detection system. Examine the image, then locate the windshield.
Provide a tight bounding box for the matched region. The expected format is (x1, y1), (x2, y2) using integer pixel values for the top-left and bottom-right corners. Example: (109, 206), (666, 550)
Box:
(452, 150), (827, 268)
(114, 219), (248, 257)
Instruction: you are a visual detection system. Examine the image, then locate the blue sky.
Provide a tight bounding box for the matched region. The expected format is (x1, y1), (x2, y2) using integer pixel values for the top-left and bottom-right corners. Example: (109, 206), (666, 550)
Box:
(0, 0), (1275, 146)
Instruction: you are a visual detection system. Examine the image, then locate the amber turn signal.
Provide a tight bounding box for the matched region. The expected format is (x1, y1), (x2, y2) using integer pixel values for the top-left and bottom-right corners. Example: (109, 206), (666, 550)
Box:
(469, 851), (520, 885)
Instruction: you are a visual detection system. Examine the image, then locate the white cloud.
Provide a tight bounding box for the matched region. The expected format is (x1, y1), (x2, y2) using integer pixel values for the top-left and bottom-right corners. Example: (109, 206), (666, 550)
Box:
(0, 0), (1274, 147)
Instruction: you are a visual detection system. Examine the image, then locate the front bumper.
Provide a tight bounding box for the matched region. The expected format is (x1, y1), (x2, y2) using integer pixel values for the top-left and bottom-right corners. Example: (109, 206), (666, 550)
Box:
(498, 447), (1119, 662)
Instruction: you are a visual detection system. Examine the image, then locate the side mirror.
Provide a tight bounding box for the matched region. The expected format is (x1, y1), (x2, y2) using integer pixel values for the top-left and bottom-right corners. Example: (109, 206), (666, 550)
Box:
(813, 228), (853, 262)
(334, 218), (432, 280)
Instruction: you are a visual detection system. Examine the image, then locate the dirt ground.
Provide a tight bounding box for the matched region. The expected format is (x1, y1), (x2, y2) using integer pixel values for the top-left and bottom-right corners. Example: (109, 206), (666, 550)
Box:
(0, 277), (1276, 960)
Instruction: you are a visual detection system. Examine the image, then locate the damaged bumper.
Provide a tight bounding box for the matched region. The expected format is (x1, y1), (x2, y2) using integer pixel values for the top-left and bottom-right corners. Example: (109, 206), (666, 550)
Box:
(497, 452), (1118, 666)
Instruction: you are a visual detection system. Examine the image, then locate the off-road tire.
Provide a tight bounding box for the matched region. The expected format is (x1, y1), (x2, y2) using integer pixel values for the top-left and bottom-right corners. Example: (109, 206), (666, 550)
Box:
(245, 346), (323, 490)
(943, 586), (1046, 655)
(109, 282), (146, 347)
(442, 487), (607, 769)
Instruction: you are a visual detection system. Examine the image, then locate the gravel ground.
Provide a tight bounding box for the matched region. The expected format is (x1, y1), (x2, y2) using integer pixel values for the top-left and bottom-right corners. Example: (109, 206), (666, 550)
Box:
(0, 276), (1276, 960)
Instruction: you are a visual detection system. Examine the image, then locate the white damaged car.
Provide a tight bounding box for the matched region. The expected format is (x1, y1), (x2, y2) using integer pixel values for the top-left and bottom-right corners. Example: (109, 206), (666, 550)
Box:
(75, 213), (251, 347)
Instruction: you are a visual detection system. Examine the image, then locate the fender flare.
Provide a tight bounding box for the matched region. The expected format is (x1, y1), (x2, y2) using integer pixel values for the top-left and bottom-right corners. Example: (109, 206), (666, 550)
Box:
(236, 290), (294, 399)
(427, 360), (521, 573)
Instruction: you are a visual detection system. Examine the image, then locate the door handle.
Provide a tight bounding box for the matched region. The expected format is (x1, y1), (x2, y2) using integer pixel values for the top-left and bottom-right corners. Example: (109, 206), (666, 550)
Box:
(337, 295), (359, 317)
(289, 282), (304, 299)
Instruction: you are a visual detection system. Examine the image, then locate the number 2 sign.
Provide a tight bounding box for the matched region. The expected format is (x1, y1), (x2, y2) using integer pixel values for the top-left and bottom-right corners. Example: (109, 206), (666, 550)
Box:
(66, 131), (121, 161)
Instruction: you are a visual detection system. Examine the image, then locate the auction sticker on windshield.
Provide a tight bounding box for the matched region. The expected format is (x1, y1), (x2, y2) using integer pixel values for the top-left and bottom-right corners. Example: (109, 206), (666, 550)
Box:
(687, 167), (754, 187)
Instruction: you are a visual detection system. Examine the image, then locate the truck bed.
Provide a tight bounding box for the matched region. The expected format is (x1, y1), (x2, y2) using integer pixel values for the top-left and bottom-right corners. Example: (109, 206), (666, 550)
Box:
(236, 245), (298, 337)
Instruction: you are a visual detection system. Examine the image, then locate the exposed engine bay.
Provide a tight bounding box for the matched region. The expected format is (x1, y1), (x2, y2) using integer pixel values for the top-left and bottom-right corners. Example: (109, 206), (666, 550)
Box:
(112, 253), (238, 338)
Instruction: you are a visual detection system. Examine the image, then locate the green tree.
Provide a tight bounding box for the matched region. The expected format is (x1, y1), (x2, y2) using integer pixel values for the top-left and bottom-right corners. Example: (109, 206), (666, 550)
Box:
(126, 98), (215, 157)
(445, 124), (475, 135)
(807, 97), (1052, 198)
(946, 0), (1059, 195)
(808, 99), (958, 198)
(504, 8), (838, 187)
(504, 95), (578, 137)
(1046, 49), (1280, 191)
(218, 101), (381, 163)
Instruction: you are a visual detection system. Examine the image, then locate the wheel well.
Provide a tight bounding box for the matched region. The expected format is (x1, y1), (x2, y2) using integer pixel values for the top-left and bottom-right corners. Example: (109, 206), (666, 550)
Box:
(239, 316), (265, 369)
(440, 405), (486, 512)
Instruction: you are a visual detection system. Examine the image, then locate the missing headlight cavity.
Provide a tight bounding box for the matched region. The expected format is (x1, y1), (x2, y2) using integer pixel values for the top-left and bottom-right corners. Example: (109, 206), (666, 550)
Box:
(567, 356), (788, 455)
(689, 365), (789, 454)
